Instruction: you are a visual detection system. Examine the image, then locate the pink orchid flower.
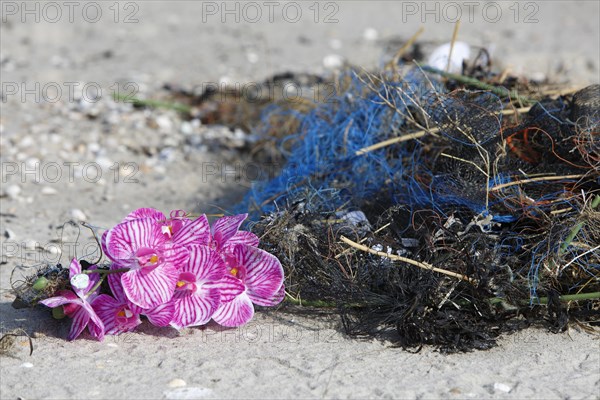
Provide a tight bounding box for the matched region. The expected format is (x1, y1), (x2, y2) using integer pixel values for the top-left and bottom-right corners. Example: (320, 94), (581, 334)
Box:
(212, 244), (285, 327)
(91, 267), (142, 335)
(92, 266), (175, 334)
(123, 208), (211, 248)
(170, 245), (244, 329)
(102, 217), (190, 309)
(39, 259), (105, 341)
(210, 213), (259, 254)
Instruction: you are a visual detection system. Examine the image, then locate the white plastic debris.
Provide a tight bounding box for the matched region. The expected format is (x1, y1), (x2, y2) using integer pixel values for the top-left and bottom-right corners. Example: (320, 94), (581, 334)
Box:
(70, 273), (90, 290)
(427, 41), (471, 74)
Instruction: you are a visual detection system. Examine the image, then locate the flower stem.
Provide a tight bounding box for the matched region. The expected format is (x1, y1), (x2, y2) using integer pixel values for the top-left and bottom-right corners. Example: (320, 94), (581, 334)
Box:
(82, 267), (130, 275)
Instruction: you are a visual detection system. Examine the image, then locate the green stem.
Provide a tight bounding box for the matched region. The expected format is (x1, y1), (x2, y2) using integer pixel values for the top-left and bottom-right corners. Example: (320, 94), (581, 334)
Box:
(537, 291), (600, 303)
(85, 276), (105, 299)
(113, 93), (191, 113)
(559, 195), (600, 255)
(418, 65), (535, 106)
(83, 267), (130, 275)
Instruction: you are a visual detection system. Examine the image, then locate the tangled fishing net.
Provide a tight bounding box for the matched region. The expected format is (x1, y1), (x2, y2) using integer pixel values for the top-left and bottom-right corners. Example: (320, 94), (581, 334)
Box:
(238, 65), (599, 351)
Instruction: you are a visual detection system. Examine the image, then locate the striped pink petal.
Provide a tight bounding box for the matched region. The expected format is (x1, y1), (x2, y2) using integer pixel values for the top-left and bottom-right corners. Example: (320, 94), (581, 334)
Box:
(68, 258), (82, 276)
(212, 214), (248, 249)
(67, 306), (91, 341)
(107, 266), (127, 303)
(121, 264), (179, 309)
(123, 208), (166, 222)
(104, 219), (165, 262)
(172, 214), (211, 247)
(82, 302), (105, 341)
(163, 243), (190, 269)
(144, 302), (175, 327)
(224, 231), (260, 250)
(92, 294), (141, 335)
(206, 274), (245, 303)
(187, 245), (226, 283)
(170, 288), (221, 329)
(233, 244), (284, 300)
(248, 284), (285, 307)
(39, 292), (78, 308)
(211, 291), (254, 327)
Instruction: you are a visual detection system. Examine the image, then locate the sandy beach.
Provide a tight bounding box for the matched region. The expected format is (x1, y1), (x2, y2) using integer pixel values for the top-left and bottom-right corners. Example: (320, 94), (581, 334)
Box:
(1, 1), (599, 399)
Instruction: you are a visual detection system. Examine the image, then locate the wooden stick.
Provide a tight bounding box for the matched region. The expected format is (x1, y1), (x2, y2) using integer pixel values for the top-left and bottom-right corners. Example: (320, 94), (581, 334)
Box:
(355, 128), (438, 155)
(340, 235), (477, 284)
(490, 174), (586, 192)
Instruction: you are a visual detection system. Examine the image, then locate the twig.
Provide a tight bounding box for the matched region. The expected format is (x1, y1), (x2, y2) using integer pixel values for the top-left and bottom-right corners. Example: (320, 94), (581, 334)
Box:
(340, 236), (477, 284)
(384, 26), (425, 72)
(445, 20), (461, 73)
(490, 174), (586, 192)
(355, 128), (438, 156)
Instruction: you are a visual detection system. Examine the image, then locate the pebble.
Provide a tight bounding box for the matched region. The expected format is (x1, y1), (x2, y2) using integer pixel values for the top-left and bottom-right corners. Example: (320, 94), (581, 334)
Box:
(493, 382), (512, 393)
(4, 228), (16, 239)
(363, 28), (378, 41)
(246, 51), (259, 64)
(164, 387), (213, 400)
(323, 54), (344, 69)
(21, 362), (34, 368)
(44, 244), (62, 256)
(5, 184), (21, 199)
(180, 121), (193, 135)
(69, 208), (87, 221)
(23, 239), (39, 250)
(168, 379), (187, 388)
(329, 38), (342, 50)
(155, 115), (173, 132)
(41, 187), (58, 195)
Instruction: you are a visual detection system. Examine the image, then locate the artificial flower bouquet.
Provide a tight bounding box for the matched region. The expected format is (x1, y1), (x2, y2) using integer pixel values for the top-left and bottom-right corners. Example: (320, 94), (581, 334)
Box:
(38, 208), (285, 341)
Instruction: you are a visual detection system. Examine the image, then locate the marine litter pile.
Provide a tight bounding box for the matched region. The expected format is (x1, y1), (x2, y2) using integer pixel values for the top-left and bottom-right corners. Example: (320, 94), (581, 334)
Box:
(8, 44), (599, 353)
(238, 62), (599, 351)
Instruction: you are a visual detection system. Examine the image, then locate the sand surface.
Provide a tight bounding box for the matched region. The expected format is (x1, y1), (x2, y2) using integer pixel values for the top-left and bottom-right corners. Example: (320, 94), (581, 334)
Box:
(1, 1), (599, 399)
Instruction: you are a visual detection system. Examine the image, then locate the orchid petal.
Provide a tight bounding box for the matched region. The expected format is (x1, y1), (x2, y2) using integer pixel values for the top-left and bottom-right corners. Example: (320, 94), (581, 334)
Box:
(206, 274), (245, 303)
(224, 231), (259, 249)
(82, 302), (105, 341)
(121, 264), (179, 309)
(172, 214), (211, 248)
(212, 291), (254, 327)
(212, 214), (248, 249)
(187, 245), (226, 283)
(248, 284), (285, 307)
(91, 294), (122, 335)
(163, 243), (190, 270)
(67, 307), (91, 341)
(170, 288), (220, 329)
(233, 244), (284, 300)
(123, 208), (166, 222)
(144, 302), (175, 327)
(68, 258), (82, 277)
(105, 219), (165, 262)
(39, 292), (79, 308)
(107, 266), (127, 303)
